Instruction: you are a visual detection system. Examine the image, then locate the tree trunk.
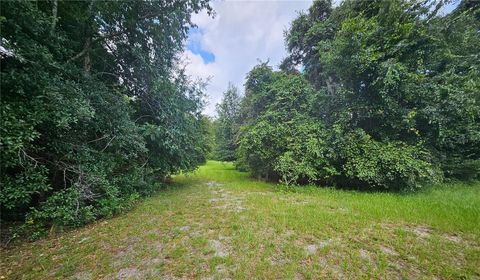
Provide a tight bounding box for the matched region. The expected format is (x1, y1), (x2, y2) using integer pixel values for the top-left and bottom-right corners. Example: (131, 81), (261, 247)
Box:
(83, 36), (91, 76)
(50, 0), (58, 34)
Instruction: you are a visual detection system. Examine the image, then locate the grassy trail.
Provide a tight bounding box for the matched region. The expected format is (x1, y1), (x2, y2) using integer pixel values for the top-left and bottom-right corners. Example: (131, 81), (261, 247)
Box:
(1, 161), (479, 279)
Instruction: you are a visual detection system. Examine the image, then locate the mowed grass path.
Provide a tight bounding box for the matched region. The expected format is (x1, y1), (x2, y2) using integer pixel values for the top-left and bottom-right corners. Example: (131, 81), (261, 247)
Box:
(1, 161), (479, 279)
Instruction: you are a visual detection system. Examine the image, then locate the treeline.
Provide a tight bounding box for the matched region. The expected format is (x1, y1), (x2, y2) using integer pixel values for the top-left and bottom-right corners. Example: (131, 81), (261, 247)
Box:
(213, 0), (479, 191)
(0, 1), (211, 237)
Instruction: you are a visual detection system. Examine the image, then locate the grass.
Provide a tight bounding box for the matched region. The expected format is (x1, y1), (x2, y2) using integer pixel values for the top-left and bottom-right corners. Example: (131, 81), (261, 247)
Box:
(1, 160), (479, 279)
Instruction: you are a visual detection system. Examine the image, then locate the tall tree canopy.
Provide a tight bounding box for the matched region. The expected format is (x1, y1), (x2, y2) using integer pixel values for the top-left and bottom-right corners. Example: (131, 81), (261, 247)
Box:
(0, 0), (212, 236)
(237, 0), (479, 191)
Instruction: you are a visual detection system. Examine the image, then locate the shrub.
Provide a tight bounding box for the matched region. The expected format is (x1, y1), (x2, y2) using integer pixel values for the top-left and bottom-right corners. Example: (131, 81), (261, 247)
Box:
(337, 129), (442, 191)
(274, 118), (337, 185)
(237, 116), (284, 180)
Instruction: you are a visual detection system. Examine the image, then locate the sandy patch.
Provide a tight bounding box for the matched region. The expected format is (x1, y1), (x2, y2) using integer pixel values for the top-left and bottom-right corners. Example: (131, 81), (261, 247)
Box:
(117, 268), (141, 280)
(379, 245), (399, 256)
(208, 239), (229, 257)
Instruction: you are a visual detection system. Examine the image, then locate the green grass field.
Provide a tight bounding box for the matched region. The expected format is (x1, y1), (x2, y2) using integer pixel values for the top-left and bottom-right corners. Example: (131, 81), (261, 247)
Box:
(1, 161), (479, 279)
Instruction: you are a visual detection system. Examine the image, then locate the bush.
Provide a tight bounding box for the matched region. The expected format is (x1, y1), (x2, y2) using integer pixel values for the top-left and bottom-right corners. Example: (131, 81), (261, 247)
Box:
(337, 130), (443, 192)
(237, 116), (284, 180)
(27, 188), (96, 230)
(273, 118), (337, 185)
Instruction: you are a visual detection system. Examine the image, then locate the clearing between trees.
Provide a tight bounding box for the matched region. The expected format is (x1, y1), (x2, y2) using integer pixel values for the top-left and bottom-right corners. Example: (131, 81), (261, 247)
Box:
(1, 161), (479, 279)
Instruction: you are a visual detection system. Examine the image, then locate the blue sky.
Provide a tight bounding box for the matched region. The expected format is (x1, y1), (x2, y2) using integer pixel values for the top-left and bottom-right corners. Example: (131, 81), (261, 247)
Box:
(187, 28), (215, 64)
(440, 1), (460, 15)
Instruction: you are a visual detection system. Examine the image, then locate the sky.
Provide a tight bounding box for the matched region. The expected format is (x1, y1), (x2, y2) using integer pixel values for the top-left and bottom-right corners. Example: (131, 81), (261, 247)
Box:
(181, 0), (460, 117)
(182, 0), (313, 116)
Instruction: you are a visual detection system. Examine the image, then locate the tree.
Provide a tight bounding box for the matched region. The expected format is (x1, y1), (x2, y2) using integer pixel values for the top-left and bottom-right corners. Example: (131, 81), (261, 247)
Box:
(237, 70), (328, 182)
(283, 0), (479, 180)
(214, 83), (241, 161)
(0, 0), (212, 237)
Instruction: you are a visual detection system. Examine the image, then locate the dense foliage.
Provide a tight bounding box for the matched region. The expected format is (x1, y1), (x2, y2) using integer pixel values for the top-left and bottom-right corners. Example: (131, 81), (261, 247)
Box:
(1, 0), (212, 237)
(236, 0), (479, 191)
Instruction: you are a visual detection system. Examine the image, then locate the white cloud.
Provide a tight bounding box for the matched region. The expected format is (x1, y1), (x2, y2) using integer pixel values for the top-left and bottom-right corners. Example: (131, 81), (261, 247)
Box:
(182, 0), (313, 116)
